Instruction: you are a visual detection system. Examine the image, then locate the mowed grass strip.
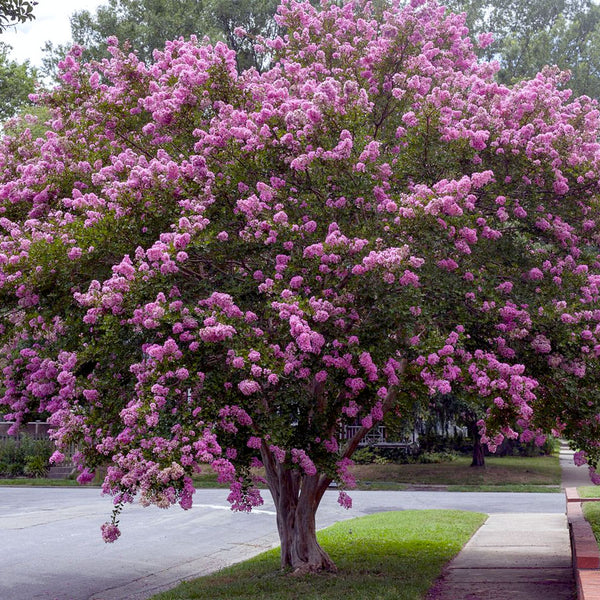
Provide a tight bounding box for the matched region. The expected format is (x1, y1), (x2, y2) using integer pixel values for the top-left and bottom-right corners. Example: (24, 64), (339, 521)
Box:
(578, 486), (600, 544)
(0, 455), (560, 490)
(351, 455), (560, 489)
(0, 477), (81, 486)
(191, 455), (561, 491)
(151, 510), (486, 600)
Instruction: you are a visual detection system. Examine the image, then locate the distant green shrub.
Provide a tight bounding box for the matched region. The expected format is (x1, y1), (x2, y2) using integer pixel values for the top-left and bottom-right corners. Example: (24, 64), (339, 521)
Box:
(353, 448), (378, 464)
(496, 435), (558, 457)
(417, 451), (459, 464)
(352, 447), (391, 465)
(0, 435), (53, 478)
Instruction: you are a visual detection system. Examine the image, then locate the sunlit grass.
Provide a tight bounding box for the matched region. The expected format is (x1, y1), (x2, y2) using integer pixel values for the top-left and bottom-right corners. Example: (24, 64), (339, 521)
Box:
(351, 455), (560, 489)
(578, 487), (600, 544)
(447, 484), (560, 492)
(0, 454), (560, 491)
(0, 477), (81, 486)
(151, 510), (486, 600)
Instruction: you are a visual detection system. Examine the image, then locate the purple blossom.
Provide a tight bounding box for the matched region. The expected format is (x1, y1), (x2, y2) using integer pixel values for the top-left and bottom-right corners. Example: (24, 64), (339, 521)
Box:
(101, 523), (121, 543)
(238, 379), (261, 395)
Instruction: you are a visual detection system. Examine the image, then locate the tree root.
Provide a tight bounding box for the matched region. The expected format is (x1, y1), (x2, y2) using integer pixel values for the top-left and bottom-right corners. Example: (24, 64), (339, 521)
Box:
(289, 562), (338, 576)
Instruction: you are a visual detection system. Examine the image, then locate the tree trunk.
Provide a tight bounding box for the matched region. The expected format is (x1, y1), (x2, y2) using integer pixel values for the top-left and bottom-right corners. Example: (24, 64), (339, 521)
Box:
(470, 423), (485, 467)
(261, 444), (337, 573)
(256, 384), (405, 573)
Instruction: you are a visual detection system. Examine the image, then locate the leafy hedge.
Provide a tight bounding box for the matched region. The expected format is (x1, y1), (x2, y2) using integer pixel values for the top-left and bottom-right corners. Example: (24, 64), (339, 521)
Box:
(0, 435), (53, 478)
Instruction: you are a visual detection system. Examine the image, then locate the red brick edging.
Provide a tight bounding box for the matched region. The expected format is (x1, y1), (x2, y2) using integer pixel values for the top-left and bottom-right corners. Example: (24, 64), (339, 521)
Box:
(565, 487), (600, 599)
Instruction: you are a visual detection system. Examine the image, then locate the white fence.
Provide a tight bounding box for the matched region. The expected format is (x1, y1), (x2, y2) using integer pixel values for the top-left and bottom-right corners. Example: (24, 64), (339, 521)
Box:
(341, 425), (419, 452)
(341, 425), (387, 446)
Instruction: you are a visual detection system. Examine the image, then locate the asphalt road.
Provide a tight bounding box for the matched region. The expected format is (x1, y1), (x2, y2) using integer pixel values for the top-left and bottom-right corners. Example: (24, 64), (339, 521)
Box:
(0, 487), (566, 600)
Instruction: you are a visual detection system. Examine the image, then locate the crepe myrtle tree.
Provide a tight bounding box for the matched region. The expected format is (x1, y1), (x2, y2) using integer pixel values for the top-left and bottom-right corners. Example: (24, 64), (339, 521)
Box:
(2, 0), (600, 573)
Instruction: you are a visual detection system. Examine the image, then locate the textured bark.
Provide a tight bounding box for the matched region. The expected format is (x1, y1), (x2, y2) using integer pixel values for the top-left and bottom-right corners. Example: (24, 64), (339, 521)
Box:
(261, 444), (336, 573)
(470, 424), (485, 467)
(257, 384), (405, 572)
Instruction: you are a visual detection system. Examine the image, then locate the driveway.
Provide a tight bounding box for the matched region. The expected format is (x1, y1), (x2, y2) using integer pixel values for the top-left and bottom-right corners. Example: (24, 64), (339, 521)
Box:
(0, 487), (566, 600)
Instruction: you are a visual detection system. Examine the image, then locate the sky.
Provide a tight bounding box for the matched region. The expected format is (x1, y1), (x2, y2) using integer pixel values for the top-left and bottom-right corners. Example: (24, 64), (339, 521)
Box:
(2, 0), (108, 67)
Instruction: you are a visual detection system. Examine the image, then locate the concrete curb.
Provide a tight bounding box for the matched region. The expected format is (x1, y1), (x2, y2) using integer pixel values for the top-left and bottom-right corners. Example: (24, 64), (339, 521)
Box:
(565, 488), (600, 599)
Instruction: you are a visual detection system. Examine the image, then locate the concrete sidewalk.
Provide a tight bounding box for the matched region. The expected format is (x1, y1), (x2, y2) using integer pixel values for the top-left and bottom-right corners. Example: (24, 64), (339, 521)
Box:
(560, 439), (593, 489)
(427, 513), (574, 599)
(427, 441), (586, 600)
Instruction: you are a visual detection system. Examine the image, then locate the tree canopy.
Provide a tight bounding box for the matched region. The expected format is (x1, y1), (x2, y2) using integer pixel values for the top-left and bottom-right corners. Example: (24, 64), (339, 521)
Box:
(0, 0), (36, 33)
(43, 0), (600, 98)
(42, 0), (281, 77)
(448, 0), (600, 98)
(0, 42), (36, 121)
(3, 0), (600, 573)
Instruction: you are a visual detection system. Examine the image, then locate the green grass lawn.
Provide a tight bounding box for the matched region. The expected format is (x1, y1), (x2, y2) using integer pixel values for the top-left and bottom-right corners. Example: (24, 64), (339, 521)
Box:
(0, 477), (82, 486)
(150, 509), (486, 600)
(0, 454), (560, 491)
(350, 455), (561, 492)
(577, 486), (600, 544)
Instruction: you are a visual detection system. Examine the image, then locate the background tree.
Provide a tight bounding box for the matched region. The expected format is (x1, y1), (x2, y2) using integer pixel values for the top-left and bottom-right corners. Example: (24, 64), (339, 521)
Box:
(0, 42), (36, 121)
(203, 0), (281, 71)
(4, 0), (600, 574)
(41, 0), (600, 97)
(2, 104), (50, 137)
(418, 393), (487, 467)
(0, 0), (36, 33)
(42, 0), (281, 78)
(448, 0), (600, 97)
